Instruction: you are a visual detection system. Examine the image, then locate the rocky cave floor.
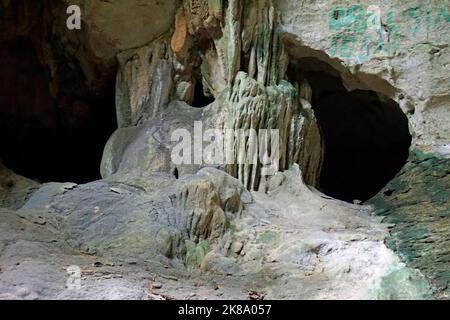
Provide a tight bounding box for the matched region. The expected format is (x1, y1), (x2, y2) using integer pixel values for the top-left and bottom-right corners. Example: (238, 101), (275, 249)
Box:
(1, 0), (450, 301)
(1, 152), (448, 300)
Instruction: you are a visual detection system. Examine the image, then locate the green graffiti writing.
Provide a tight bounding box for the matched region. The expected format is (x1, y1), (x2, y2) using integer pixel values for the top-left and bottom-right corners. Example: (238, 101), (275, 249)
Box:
(435, 5), (450, 25)
(408, 6), (421, 36)
(328, 5), (368, 33)
(327, 6), (397, 62)
(407, 5), (450, 36)
(327, 5), (449, 61)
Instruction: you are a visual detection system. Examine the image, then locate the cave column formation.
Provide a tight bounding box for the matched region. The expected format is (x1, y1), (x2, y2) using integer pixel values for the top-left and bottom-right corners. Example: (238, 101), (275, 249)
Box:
(105, 0), (323, 191)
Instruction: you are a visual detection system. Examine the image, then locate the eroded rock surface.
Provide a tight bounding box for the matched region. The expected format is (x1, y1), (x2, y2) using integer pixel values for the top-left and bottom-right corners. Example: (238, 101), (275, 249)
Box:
(370, 148), (450, 299)
(0, 165), (432, 299)
(0, 0), (449, 300)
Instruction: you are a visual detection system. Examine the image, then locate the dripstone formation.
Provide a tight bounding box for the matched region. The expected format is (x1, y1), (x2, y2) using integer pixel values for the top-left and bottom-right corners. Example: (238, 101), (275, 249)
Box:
(0, 0), (449, 300)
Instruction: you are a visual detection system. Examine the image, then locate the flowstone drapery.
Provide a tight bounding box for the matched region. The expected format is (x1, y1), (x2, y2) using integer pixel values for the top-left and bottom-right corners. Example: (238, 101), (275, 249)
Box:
(102, 0), (323, 191)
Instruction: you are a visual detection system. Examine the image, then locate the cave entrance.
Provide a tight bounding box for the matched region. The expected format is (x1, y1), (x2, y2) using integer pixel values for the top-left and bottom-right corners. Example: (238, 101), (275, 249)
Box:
(288, 58), (412, 202)
(192, 77), (215, 108)
(0, 37), (117, 184)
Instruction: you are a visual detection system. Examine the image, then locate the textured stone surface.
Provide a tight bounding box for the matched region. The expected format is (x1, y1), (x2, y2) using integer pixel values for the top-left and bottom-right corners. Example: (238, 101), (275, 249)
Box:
(221, 72), (323, 190)
(0, 163), (38, 210)
(103, 0), (324, 189)
(0, 165), (432, 299)
(101, 100), (203, 178)
(369, 148), (450, 299)
(115, 40), (174, 128)
(275, 0), (450, 147)
(60, 0), (177, 80)
(18, 168), (248, 261)
(1, 0), (449, 300)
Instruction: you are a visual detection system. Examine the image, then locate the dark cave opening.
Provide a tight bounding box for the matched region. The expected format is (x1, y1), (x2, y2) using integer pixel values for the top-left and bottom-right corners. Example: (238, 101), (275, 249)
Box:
(288, 58), (412, 202)
(191, 77), (215, 108)
(0, 37), (117, 184)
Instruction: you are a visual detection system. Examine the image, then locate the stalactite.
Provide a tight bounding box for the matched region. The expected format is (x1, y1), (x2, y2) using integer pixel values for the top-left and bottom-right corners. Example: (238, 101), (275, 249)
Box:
(194, 0), (323, 190)
(109, 0), (324, 190)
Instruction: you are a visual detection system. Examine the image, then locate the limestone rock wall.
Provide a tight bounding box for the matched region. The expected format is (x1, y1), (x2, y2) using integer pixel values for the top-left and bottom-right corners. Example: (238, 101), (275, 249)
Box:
(275, 0), (450, 149)
(369, 149), (450, 298)
(0, 0), (449, 300)
(59, 0), (177, 90)
(99, 0), (450, 193)
(102, 0), (324, 190)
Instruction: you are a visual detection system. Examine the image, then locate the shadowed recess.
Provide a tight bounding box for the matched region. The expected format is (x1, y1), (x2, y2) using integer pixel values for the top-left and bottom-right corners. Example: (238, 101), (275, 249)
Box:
(0, 37), (117, 183)
(288, 58), (412, 202)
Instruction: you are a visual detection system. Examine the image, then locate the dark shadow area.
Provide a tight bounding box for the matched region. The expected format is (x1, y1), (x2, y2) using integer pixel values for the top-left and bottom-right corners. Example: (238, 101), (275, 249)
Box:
(0, 38), (117, 183)
(192, 77), (215, 108)
(288, 58), (412, 202)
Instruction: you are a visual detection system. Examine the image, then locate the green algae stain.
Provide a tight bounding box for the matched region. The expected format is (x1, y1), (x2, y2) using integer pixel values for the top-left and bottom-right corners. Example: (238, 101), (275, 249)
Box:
(256, 231), (278, 244)
(368, 148), (450, 297)
(367, 266), (433, 300)
(185, 240), (211, 269)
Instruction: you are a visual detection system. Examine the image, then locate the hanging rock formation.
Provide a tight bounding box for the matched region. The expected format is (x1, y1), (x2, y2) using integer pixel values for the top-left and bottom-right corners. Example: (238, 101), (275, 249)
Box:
(0, 0), (449, 300)
(102, 0), (323, 191)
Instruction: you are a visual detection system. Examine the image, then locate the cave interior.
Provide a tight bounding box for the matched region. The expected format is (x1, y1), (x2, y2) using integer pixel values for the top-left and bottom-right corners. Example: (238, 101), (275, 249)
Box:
(0, 37), (117, 184)
(0, 34), (411, 202)
(288, 58), (412, 202)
